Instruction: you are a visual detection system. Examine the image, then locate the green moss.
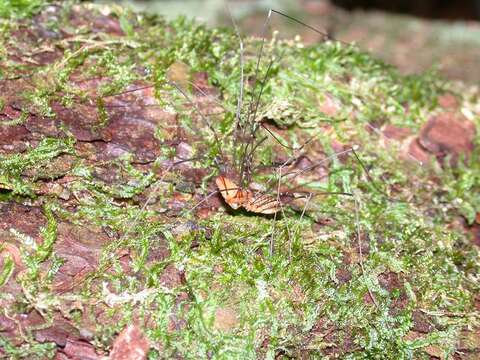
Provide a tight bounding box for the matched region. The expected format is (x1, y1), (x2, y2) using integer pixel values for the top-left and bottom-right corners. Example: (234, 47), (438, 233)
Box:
(0, 253), (15, 287)
(0, 3), (478, 359)
(0, 0), (46, 19)
(0, 336), (56, 359)
(14, 204), (58, 292)
(0, 137), (75, 196)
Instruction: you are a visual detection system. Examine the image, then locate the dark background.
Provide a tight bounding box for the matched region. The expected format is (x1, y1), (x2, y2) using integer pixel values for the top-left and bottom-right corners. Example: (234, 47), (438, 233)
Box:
(102, 0), (480, 21)
(331, 0), (480, 20)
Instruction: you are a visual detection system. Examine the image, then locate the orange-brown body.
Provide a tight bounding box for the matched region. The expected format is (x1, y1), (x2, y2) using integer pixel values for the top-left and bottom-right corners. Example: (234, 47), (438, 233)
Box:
(215, 176), (280, 214)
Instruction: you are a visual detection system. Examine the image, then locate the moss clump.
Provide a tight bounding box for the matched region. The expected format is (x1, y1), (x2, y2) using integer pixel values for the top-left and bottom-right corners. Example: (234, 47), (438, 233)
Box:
(0, 2), (478, 359)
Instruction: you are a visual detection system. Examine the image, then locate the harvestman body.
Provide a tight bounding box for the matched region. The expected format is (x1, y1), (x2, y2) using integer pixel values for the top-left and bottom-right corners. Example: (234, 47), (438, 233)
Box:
(215, 175), (281, 214)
